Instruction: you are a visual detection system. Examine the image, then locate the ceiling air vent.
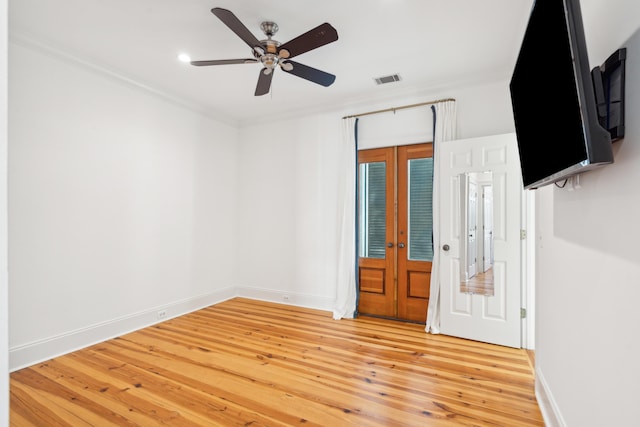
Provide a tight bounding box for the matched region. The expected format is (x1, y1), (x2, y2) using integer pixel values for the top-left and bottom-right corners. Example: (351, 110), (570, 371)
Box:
(374, 74), (402, 85)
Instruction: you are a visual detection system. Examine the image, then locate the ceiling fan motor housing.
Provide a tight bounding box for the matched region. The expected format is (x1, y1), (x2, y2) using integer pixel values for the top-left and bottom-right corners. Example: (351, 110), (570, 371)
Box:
(260, 21), (278, 37)
(253, 39), (282, 69)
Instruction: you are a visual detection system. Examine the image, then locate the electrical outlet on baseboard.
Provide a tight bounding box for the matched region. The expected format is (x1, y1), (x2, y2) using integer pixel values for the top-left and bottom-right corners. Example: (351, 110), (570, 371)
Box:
(157, 310), (168, 320)
(282, 295), (290, 302)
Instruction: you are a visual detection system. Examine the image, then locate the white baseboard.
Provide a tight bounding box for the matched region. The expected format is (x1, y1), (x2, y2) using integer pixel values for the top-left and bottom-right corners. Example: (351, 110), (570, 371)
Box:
(236, 286), (334, 312)
(9, 286), (237, 372)
(535, 367), (566, 427)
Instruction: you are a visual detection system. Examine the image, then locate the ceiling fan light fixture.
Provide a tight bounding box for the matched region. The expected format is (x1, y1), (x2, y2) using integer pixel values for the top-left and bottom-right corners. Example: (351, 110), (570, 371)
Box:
(278, 49), (290, 59)
(281, 61), (293, 72)
(252, 46), (265, 57)
(261, 53), (278, 69)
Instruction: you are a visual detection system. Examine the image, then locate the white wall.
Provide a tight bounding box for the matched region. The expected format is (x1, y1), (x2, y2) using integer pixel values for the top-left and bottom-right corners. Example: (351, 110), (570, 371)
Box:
(8, 40), (240, 370)
(236, 81), (515, 309)
(1, 0), (8, 423)
(535, 1), (640, 425)
(236, 113), (342, 309)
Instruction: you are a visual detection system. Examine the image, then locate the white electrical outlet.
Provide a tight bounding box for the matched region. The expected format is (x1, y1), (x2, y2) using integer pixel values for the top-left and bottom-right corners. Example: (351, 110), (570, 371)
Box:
(157, 310), (167, 320)
(282, 295), (290, 302)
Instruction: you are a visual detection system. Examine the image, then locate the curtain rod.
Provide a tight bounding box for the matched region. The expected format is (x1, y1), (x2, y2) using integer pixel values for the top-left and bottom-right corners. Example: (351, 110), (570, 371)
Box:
(342, 97), (456, 120)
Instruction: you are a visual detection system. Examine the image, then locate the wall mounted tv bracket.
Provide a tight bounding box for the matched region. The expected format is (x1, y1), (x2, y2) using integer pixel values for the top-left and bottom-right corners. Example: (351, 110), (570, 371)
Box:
(591, 48), (626, 141)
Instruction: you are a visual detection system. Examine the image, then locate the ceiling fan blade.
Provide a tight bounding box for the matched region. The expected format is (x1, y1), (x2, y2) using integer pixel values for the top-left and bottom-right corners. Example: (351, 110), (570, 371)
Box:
(281, 60), (336, 87)
(191, 59), (258, 66)
(255, 68), (274, 96)
(211, 8), (263, 52)
(278, 23), (338, 59)
(211, 7), (262, 53)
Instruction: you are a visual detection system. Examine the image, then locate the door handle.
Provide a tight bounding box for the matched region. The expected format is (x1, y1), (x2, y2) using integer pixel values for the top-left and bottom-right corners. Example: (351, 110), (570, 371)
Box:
(443, 244), (450, 251)
(398, 242), (405, 249)
(387, 242), (394, 248)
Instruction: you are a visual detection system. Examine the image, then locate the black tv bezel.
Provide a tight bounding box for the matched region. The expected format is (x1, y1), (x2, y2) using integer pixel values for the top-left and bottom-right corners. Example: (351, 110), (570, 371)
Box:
(510, 0), (614, 190)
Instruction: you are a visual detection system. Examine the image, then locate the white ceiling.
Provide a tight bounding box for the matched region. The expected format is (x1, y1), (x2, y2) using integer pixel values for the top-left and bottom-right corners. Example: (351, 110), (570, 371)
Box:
(9, 0), (535, 125)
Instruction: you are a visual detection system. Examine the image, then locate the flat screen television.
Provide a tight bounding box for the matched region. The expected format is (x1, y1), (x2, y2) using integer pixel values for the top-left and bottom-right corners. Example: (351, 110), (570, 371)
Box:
(510, 0), (613, 190)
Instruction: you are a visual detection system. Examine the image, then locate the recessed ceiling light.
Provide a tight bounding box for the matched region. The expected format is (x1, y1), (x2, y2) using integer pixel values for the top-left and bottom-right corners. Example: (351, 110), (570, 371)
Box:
(177, 53), (191, 63)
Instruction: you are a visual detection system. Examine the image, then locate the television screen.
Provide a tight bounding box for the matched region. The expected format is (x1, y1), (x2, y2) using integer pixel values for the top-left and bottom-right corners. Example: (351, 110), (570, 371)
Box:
(510, 0), (612, 189)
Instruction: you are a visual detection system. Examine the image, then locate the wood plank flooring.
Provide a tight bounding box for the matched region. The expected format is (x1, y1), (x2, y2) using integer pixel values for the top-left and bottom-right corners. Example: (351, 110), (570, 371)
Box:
(10, 298), (544, 426)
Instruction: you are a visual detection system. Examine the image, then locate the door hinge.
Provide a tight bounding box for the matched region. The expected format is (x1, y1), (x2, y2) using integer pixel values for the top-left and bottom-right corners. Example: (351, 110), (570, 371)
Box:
(520, 229), (527, 240)
(521, 308), (527, 319)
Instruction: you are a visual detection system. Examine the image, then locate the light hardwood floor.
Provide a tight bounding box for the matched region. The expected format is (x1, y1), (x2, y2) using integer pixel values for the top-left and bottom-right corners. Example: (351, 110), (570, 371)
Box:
(10, 298), (543, 426)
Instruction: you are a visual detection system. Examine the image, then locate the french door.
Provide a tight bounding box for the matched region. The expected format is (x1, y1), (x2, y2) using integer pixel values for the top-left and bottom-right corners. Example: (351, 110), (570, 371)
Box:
(357, 144), (433, 323)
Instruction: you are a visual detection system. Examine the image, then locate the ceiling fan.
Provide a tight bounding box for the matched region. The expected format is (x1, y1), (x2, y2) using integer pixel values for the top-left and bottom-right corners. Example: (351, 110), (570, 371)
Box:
(191, 8), (339, 96)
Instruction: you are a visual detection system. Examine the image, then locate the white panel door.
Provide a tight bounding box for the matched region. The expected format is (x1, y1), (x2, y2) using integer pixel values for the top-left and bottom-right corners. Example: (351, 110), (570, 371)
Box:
(439, 133), (522, 348)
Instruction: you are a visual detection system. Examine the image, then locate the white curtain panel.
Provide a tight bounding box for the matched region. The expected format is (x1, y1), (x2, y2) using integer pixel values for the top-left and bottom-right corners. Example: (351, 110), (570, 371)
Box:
(333, 117), (358, 320)
(426, 100), (457, 333)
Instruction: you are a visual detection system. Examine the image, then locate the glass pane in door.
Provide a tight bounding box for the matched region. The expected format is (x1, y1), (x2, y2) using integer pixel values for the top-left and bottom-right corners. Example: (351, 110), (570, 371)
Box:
(408, 158), (434, 261)
(359, 162), (386, 259)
